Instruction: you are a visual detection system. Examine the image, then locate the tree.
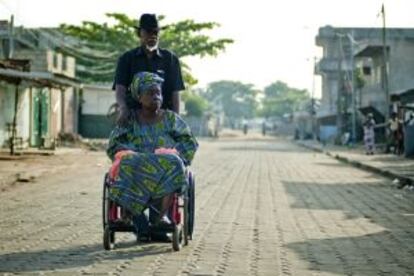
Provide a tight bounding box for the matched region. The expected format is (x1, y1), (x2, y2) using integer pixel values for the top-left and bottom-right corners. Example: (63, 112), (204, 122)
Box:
(260, 81), (310, 117)
(204, 80), (258, 118)
(182, 92), (208, 117)
(59, 13), (233, 84)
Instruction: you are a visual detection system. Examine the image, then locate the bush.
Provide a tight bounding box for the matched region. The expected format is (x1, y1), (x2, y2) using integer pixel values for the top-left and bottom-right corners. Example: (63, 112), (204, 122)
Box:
(185, 94), (208, 117)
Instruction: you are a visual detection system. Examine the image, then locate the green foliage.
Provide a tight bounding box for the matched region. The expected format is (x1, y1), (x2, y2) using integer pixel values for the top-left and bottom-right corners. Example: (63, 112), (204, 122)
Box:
(354, 68), (366, 89)
(183, 92), (208, 117)
(261, 81), (310, 117)
(204, 80), (258, 118)
(59, 13), (233, 84)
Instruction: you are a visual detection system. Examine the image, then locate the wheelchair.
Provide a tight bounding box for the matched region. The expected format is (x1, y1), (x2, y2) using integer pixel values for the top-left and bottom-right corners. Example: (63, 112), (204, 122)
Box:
(102, 169), (195, 251)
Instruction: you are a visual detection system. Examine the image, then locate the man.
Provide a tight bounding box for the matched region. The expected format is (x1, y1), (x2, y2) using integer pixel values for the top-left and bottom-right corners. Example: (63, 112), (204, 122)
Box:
(113, 13), (185, 124)
(112, 13), (185, 241)
(388, 112), (402, 154)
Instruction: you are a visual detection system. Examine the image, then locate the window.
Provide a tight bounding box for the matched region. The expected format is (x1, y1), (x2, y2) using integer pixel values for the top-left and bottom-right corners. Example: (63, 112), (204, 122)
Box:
(362, 66), (371, 76)
(53, 53), (58, 69)
(62, 56), (67, 71)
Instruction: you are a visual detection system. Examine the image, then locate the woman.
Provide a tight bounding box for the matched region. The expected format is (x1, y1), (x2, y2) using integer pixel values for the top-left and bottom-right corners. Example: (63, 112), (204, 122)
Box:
(107, 71), (198, 225)
(363, 113), (376, 155)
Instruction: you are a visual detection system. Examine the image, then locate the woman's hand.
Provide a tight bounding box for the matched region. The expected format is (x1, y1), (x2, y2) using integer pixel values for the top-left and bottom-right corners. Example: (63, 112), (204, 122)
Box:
(114, 150), (136, 159)
(154, 148), (178, 155)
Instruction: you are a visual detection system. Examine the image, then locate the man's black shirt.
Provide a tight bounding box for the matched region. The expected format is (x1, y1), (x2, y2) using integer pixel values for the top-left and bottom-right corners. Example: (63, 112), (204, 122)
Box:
(113, 46), (185, 110)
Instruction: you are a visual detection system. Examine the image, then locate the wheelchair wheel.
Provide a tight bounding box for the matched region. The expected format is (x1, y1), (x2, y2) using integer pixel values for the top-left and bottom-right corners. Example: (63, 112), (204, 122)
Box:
(103, 225), (115, 250)
(102, 174), (110, 230)
(188, 174), (195, 239)
(172, 225), (182, 251)
(183, 196), (189, 246)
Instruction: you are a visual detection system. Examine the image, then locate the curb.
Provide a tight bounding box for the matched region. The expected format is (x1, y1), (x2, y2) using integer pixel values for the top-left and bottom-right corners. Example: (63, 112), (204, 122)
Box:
(296, 141), (413, 187)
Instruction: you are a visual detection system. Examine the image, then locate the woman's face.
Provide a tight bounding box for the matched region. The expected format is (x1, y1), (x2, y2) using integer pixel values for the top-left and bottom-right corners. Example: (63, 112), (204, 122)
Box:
(138, 85), (163, 111)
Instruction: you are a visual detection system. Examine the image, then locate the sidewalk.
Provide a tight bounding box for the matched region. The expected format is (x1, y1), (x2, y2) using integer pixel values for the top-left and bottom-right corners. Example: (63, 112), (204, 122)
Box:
(296, 139), (414, 188)
(0, 147), (108, 191)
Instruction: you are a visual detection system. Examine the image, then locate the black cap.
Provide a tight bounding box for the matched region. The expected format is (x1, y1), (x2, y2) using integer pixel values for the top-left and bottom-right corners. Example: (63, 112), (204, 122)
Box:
(137, 13), (159, 30)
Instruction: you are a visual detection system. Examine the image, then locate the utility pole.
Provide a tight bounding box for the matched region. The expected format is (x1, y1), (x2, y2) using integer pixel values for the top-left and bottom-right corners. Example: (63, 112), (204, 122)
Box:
(336, 34), (344, 143)
(8, 15), (19, 155)
(311, 56), (317, 140)
(381, 3), (390, 120)
(348, 31), (357, 144)
(8, 15), (14, 58)
(11, 84), (19, 155)
(336, 31), (357, 144)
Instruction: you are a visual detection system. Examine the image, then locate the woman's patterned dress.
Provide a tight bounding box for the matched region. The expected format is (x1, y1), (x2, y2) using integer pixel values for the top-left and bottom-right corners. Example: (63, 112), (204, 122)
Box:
(107, 110), (198, 216)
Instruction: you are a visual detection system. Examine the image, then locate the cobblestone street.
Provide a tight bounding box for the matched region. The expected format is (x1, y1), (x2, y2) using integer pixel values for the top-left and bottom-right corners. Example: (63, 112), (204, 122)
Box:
(1, 136), (413, 276)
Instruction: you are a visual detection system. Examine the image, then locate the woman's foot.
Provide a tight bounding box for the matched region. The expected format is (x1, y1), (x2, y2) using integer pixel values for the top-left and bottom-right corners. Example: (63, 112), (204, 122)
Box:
(150, 216), (173, 242)
(152, 215), (172, 227)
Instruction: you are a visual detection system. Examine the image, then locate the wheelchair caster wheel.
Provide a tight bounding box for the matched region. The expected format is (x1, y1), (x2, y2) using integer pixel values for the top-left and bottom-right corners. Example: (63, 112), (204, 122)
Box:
(103, 226), (114, 250)
(172, 225), (182, 251)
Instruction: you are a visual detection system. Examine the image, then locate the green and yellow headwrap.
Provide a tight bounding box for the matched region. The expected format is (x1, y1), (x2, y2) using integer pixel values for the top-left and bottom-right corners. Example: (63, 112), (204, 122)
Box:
(130, 71), (164, 100)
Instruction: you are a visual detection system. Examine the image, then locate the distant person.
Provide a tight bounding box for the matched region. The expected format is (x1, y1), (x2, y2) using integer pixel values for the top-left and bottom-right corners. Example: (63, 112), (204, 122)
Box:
(262, 119), (267, 136)
(388, 112), (402, 154)
(341, 132), (351, 146)
(396, 119), (405, 155)
(272, 122), (277, 133)
(294, 128), (300, 140)
(112, 13), (185, 242)
(363, 113), (376, 155)
(113, 13), (185, 125)
(242, 118), (248, 135)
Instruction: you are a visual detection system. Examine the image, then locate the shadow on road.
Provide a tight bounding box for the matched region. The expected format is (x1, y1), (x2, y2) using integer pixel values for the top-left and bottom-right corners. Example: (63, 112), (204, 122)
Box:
(282, 180), (414, 275)
(0, 241), (170, 273)
(313, 161), (349, 168)
(218, 140), (305, 153)
(219, 146), (304, 152)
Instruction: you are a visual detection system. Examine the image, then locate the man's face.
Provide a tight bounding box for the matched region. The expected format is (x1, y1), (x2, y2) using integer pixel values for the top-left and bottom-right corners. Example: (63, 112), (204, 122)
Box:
(139, 28), (159, 49)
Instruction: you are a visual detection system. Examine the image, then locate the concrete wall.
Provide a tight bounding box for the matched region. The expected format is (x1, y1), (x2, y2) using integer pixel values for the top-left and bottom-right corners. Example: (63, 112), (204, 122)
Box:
(357, 39), (414, 115)
(81, 85), (114, 115)
(389, 40), (414, 92)
(46, 51), (76, 77)
(0, 81), (31, 148)
(0, 82), (14, 146)
(49, 88), (61, 138)
(15, 49), (75, 77)
(62, 88), (78, 134)
(15, 49), (48, 72)
(79, 85), (115, 138)
(17, 87), (31, 146)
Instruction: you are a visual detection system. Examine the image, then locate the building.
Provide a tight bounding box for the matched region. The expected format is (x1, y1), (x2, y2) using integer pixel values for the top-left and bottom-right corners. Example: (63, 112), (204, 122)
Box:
(79, 84), (115, 138)
(315, 26), (414, 141)
(0, 20), (80, 151)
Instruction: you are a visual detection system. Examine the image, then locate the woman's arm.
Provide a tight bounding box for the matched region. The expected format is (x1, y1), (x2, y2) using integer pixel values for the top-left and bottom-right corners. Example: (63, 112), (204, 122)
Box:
(169, 113), (199, 165)
(107, 125), (134, 161)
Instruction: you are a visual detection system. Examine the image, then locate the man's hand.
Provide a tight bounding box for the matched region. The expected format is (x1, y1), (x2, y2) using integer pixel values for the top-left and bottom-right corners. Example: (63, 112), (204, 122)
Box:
(117, 105), (130, 126)
(115, 85), (129, 125)
(172, 91), (180, 113)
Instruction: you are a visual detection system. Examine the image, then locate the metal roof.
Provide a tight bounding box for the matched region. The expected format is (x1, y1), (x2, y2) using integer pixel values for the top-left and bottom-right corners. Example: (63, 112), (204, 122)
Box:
(0, 68), (80, 88)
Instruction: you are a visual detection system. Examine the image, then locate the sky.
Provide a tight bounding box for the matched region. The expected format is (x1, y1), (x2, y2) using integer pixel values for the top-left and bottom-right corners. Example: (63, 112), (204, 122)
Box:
(0, 0), (413, 98)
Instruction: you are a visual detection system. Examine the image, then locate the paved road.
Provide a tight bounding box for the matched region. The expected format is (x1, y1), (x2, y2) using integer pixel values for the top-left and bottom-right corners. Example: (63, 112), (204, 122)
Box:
(1, 137), (413, 275)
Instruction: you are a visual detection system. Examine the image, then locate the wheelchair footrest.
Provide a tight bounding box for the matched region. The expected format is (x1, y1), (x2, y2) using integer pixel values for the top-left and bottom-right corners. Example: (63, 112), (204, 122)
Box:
(109, 221), (135, 232)
(150, 223), (176, 233)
